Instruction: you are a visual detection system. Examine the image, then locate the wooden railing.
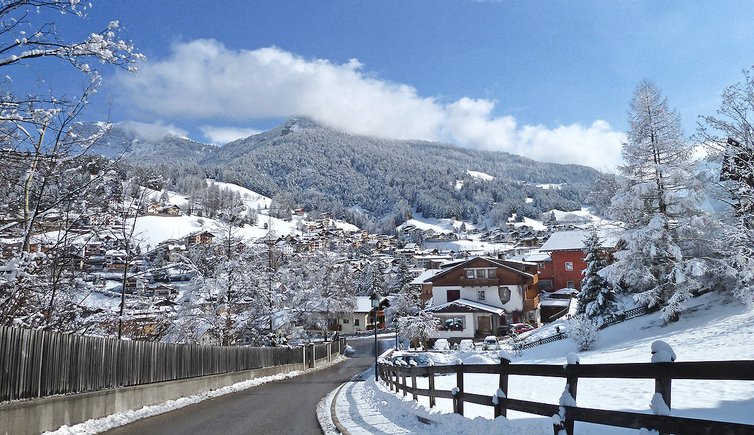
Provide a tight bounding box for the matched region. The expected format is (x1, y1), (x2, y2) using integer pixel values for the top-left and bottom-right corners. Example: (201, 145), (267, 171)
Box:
(0, 326), (344, 403)
(516, 305), (651, 351)
(378, 355), (754, 435)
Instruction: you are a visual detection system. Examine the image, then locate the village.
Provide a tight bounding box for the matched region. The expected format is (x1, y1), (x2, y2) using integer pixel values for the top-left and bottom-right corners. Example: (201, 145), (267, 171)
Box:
(0, 185), (616, 347)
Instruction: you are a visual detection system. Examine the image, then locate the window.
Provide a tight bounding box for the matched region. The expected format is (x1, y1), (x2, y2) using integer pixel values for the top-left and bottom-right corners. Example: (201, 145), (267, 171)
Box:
(447, 289), (460, 302)
(498, 286), (511, 304)
(477, 290), (486, 301)
(342, 319), (349, 324)
(354, 319), (360, 326)
(438, 316), (465, 331)
(566, 281), (575, 289)
(565, 262), (574, 271)
(538, 262), (545, 270)
(465, 268), (496, 279)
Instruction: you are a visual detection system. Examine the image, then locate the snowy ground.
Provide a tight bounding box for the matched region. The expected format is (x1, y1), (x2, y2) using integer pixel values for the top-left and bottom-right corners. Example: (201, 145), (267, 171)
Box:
(365, 293), (754, 434)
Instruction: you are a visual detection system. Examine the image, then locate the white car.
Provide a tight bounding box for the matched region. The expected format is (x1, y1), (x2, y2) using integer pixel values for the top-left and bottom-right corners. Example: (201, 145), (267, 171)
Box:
(432, 338), (450, 351)
(482, 335), (500, 351)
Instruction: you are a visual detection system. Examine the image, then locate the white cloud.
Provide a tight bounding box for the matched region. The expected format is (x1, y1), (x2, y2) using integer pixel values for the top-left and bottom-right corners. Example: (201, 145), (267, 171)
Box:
(116, 40), (624, 168)
(117, 120), (188, 142)
(199, 126), (262, 144)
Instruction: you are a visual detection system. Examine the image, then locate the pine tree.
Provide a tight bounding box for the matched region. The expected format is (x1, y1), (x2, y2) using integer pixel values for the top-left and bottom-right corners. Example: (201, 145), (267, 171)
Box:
(578, 230), (617, 320)
(604, 81), (710, 322)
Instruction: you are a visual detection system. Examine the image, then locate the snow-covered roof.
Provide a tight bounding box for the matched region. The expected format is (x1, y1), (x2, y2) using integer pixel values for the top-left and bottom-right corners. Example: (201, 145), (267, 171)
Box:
(354, 295), (387, 313)
(522, 252), (551, 262)
(426, 298), (506, 316)
(410, 269), (441, 285)
(539, 229), (621, 252)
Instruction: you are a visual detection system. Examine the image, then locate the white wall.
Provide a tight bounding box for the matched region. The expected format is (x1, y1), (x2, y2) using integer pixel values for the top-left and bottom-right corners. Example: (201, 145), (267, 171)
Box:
(431, 313), (475, 339)
(431, 285), (524, 312)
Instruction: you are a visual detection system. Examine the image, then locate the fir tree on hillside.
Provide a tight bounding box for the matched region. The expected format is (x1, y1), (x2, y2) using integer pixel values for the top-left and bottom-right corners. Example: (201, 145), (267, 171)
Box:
(578, 230), (617, 319)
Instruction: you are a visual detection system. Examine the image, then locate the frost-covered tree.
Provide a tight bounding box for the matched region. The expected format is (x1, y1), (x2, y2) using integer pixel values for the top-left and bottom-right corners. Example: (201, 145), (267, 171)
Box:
(567, 315), (599, 351)
(283, 252), (355, 334)
(578, 230), (617, 319)
(389, 258), (413, 293)
(195, 223), (252, 346)
(385, 284), (420, 322)
(605, 81), (710, 322)
(698, 69), (754, 306)
(356, 260), (387, 296)
(0, 1), (141, 331)
(397, 310), (439, 350)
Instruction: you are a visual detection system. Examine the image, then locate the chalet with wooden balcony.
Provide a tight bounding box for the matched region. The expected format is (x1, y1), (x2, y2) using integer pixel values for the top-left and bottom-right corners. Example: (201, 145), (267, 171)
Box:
(419, 257), (541, 341)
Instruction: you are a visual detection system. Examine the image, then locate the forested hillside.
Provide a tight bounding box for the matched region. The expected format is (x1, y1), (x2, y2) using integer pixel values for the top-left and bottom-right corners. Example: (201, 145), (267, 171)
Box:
(90, 118), (602, 232)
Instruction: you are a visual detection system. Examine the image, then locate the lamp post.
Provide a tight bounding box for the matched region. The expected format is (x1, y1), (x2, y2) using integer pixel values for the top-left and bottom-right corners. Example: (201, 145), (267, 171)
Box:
(370, 291), (379, 382)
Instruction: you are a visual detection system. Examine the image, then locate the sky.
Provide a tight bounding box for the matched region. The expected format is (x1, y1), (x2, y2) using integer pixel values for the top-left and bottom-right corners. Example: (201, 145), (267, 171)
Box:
(15, 1), (754, 170)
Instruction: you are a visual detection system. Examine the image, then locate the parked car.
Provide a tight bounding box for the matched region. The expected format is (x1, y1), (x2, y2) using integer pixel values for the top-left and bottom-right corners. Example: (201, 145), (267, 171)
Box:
(481, 335), (500, 351)
(432, 338), (450, 351)
(508, 323), (535, 335)
(391, 354), (432, 368)
(458, 339), (476, 351)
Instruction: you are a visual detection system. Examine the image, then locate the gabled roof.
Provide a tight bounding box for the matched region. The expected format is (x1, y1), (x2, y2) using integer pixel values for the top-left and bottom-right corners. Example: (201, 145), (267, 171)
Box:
(354, 295), (389, 313)
(425, 298), (505, 316)
(410, 269), (441, 285)
(418, 256), (534, 284)
(539, 229), (621, 252)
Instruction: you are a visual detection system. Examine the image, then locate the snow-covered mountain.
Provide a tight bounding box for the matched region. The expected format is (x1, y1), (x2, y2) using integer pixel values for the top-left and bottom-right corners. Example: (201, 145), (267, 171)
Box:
(80, 122), (217, 164)
(90, 117), (604, 231)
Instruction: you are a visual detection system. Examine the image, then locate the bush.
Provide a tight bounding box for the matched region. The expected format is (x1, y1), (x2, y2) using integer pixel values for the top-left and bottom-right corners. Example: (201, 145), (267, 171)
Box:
(567, 315), (600, 351)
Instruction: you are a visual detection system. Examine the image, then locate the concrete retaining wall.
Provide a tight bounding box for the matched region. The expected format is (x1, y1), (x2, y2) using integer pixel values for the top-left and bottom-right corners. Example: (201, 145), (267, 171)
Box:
(1, 362), (306, 435)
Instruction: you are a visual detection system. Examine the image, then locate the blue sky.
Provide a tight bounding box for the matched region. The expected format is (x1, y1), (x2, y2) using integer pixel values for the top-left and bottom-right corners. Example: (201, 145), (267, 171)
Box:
(19, 1), (754, 169)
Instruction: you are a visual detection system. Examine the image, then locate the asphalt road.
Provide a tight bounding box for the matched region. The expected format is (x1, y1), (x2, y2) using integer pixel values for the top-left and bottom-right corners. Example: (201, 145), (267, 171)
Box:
(104, 336), (393, 435)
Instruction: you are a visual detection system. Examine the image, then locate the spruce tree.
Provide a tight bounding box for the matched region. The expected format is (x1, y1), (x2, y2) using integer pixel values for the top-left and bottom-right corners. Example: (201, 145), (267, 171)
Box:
(578, 230), (617, 320)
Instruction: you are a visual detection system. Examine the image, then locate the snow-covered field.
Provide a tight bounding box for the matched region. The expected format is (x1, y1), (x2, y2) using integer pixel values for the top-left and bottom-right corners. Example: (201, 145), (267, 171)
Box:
(373, 293), (754, 434)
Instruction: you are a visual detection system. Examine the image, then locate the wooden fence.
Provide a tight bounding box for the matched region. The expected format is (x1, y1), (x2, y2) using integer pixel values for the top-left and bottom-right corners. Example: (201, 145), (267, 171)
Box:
(517, 305), (650, 351)
(0, 326), (343, 403)
(379, 356), (754, 435)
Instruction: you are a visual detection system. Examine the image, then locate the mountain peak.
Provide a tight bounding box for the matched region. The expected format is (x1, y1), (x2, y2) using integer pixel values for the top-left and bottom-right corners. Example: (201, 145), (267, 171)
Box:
(281, 117), (324, 135)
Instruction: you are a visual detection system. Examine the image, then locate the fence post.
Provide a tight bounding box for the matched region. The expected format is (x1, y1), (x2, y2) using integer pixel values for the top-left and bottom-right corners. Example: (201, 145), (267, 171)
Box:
(428, 365), (436, 408)
(411, 367), (418, 401)
(453, 363), (464, 415)
(563, 354), (580, 435)
(495, 354), (511, 418)
(401, 370), (407, 397)
(651, 341), (675, 435)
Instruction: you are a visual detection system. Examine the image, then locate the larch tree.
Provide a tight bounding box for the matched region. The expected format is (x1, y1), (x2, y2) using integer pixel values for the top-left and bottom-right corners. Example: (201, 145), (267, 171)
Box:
(604, 80), (710, 322)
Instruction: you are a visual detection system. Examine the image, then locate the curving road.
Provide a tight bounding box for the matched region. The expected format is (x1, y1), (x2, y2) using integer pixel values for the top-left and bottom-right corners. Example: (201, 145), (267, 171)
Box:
(104, 336), (393, 435)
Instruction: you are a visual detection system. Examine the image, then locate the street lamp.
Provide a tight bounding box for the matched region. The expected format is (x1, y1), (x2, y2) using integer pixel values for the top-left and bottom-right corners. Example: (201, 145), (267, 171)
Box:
(370, 291), (380, 382)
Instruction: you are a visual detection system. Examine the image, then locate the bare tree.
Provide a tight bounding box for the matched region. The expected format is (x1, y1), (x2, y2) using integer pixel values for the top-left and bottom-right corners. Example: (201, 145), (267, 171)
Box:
(0, 1), (141, 330)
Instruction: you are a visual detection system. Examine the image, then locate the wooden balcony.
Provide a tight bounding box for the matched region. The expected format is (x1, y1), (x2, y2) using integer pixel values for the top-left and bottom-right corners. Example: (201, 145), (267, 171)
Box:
(524, 294), (540, 312)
